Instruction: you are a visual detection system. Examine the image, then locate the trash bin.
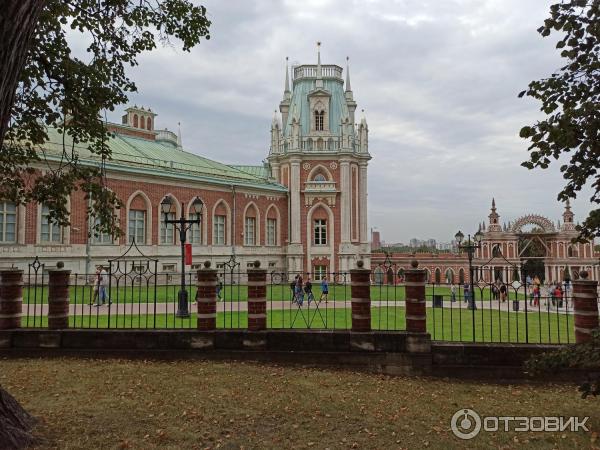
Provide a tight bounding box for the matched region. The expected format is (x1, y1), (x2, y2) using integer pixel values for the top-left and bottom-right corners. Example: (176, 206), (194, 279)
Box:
(512, 300), (519, 312)
(433, 295), (444, 308)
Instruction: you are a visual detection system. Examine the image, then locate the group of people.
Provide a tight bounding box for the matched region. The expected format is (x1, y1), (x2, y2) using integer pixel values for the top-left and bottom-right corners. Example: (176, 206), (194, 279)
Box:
(526, 275), (569, 308)
(290, 275), (329, 306)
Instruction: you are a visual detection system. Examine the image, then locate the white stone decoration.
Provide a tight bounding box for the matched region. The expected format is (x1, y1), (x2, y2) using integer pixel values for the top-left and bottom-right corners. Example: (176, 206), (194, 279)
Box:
(302, 162), (311, 171)
(329, 162), (338, 170)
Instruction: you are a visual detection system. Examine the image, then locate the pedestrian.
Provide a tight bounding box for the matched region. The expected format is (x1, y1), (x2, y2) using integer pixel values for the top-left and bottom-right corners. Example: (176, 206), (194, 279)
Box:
(96, 266), (111, 306)
(291, 275), (298, 303)
(463, 282), (470, 303)
(532, 285), (540, 307)
(216, 275), (223, 301)
(526, 275), (532, 287)
(450, 283), (456, 302)
(499, 284), (507, 302)
(304, 277), (314, 304)
(295, 275), (304, 306)
(491, 284), (499, 301)
(555, 284), (563, 308)
(90, 266), (101, 306)
(320, 277), (329, 303)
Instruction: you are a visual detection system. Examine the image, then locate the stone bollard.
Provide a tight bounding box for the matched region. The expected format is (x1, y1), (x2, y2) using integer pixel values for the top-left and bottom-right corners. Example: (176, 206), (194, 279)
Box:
(572, 271), (599, 343)
(197, 262), (217, 330)
(405, 260), (426, 333)
(0, 269), (24, 329)
(350, 261), (371, 332)
(247, 261), (267, 331)
(47, 267), (71, 329)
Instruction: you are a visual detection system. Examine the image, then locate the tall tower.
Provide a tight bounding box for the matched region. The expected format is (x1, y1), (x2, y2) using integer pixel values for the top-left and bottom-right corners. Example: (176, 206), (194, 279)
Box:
(268, 45), (372, 275)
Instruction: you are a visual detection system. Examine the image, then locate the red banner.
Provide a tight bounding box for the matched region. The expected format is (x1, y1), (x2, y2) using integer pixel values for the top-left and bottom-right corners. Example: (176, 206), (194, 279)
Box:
(184, 243), (192, 265)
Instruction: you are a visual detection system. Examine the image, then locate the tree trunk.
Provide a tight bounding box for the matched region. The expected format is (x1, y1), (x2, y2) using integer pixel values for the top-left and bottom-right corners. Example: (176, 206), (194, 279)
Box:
(0, 385), (37, 449)
(0, 0), (46, 147)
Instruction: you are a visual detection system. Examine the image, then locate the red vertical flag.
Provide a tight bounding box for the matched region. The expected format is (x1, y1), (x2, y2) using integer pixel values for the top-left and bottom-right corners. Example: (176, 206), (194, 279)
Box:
(185, 243), (192, 265)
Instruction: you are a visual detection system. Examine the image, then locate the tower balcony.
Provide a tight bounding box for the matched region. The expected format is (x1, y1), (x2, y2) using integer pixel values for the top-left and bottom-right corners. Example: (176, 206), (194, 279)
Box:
(293, 64), (343, 82)
(303, 180), (337, 192)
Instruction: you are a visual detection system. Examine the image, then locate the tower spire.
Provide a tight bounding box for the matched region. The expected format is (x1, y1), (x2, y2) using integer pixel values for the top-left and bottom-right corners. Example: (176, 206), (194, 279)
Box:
(345, 56), (352, 92)
(315, 41), (323, 88)
(177, 121), (182, 149)
(284, 56), (290, 94)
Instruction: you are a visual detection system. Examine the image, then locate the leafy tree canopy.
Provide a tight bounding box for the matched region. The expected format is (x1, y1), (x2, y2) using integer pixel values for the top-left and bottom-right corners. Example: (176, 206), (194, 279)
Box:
(1, 0), (211, 237)
(519, 0), (599, 242)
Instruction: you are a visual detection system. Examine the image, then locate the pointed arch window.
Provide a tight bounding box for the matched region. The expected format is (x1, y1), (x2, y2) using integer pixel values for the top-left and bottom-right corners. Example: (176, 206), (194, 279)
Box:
(315, 110), (324, 131)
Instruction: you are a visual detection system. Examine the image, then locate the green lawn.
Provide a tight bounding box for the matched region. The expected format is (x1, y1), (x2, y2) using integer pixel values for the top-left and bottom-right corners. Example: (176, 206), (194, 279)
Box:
(21, 306), (574, 343)
(22, 283), (528, 304)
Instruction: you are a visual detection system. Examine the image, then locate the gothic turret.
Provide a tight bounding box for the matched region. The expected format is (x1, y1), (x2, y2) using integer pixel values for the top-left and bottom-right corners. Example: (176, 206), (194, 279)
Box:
(488, 198), (502, 232)
(561, 199), (576, 231)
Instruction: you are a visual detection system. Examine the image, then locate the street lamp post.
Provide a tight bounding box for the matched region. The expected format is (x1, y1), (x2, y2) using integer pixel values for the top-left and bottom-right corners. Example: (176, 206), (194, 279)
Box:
(161, 196), (204, 318)
(455, 230), (483, 313)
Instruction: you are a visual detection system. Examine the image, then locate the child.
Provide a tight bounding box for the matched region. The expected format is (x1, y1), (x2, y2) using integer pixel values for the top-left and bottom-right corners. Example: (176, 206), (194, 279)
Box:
(304, 277), (314, 304)
(320, 277), (329, 303)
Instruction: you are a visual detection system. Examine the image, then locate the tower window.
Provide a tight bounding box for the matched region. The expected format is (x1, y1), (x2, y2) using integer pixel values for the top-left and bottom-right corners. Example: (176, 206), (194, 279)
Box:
(315, 110), (324, 131)
(314, 219), (327, 245)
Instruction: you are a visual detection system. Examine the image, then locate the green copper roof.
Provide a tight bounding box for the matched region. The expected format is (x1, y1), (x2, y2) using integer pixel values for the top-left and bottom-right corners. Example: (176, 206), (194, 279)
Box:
(284, 78), (350, 136)
(41, 127), (286, 191)
(229, 165), (270, 179)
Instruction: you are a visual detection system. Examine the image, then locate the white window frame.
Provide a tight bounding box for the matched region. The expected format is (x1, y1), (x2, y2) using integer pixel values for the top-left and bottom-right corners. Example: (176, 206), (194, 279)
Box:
(40, 204), (63, 244)
(314, 265), (327, 281)
(213, 215), (225, 245)
(0, 201), (17, 244)
(160, 212), (176, 245)
(91, 216), (114, 245)
(189, 212), (202, 244)
(128, 210), (146, 244)
(314, 219), (327, 245)
(266, 218), (277, 246)
(245, 216), (256, 246)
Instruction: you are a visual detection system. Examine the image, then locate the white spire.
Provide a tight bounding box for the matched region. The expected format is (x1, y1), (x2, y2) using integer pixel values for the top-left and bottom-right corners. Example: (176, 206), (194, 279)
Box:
(284, 56), (290, 94)
(177, 121), (182, 149)
(345, 56), (352, 92)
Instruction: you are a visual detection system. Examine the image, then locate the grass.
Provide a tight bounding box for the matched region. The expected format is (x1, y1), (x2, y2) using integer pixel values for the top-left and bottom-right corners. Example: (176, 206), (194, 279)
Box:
(22, 283), (527, 304)
(21, 307), (574, 343)
(1, 358), (598, 449)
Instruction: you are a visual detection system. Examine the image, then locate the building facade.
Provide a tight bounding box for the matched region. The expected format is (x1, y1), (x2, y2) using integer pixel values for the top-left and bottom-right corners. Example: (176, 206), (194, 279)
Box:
(0, 52), (370, 277)
(371, 199), (598, 284)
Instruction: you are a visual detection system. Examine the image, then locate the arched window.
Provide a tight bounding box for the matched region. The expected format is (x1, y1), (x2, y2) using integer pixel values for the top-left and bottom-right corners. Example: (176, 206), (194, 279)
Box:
(160, 196), (178, 245)
(434, 268), (441, 284)
(459, 268), (465, 284)
(133, 114), (138, 128)
(425, 269), (431, 283)
(315, 110), (324, 131)
(40, 204), (63, 243)
(146, 117), (152, 130)
(397, 268), (405, 280)
(244, 203), (259, 246)
(213, 201), (230, 245)
(266, 205), (279, 246)
(313, 173), (327, 182)
(327, 138), (334, 150)
(387, 267), (394, 285)
(317, 138), (324, 151)
(140, 116), (145, 129)
(445, 268), (454, 284)
(374, 267), (384, 286)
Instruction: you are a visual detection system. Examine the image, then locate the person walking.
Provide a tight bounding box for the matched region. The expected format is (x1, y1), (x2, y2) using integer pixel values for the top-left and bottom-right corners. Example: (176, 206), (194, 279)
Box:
(90, 267), (101, 306)
(463, 282), (470, 303)
(532, 285), (540, 307)
(216, 275), (223, 301)
(320, 277), (329, 303)
(291, 275), (298, 303)
(450, 283), (456, 302)
(295, 275), (304, 306)
(304, 277), (314, 304)
(555, 284), (564, 308)
(97, 266), (111, 306)
(499, 283), (507, 303)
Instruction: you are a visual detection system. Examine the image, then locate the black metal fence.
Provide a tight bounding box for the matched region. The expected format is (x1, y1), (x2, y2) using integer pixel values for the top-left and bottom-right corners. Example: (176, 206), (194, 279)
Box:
(19, 256), (584, 343)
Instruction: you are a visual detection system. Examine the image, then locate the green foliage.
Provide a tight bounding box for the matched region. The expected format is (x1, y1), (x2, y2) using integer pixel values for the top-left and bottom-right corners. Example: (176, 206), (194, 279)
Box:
(526, 329), (600, 398)
(519, 0), (600, 241)
(1, 0), (211, 237)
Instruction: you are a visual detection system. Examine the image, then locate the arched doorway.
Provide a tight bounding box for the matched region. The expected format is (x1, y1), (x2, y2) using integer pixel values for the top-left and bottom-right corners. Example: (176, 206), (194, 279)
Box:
(518, 228), (547, 281)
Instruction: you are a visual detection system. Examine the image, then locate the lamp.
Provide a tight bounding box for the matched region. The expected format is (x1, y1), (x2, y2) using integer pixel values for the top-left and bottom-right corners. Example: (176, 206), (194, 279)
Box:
(454, 230), (464, 245)
(474, 230), (483, 243)
(161, 197), (173, 216)
(190, 197), (204, 216)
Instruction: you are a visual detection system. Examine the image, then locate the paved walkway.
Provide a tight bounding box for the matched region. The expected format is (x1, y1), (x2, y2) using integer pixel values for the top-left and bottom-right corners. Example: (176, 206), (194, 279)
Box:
(22, 298), (575, 316)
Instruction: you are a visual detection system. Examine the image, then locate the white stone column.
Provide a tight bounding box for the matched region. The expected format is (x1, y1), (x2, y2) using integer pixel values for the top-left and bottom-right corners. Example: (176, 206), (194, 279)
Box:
(271, 163), (280, 182)
(290, 160), (301, 243)
(359, 163), (368, 243)
(340, 160), (351, 243)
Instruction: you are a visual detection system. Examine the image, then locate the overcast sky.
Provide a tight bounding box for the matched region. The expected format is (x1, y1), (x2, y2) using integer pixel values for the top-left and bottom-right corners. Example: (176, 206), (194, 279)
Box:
(106, 0), (593, 244)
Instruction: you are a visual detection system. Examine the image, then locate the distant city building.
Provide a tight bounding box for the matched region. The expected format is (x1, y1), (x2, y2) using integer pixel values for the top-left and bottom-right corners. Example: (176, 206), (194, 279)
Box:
(371, 230), (381, 250)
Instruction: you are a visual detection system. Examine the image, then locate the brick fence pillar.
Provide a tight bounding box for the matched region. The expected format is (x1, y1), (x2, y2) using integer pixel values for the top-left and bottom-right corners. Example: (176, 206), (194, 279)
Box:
(247, 263), (267, 331)
(0, 269), (23, 329)
(47, 267), (70, 329)
(573, 271), (599, 343)
(405, 260), (426, 333)
(350, 262), (371, 332)
(197, 263), (217, 330)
